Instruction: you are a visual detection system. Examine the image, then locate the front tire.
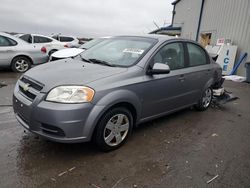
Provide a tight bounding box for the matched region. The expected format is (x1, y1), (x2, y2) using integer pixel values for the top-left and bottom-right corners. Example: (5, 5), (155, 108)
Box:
(195, 87), (213, 111)
(94, 107), (133, 151)
(11, 56), (31, 73)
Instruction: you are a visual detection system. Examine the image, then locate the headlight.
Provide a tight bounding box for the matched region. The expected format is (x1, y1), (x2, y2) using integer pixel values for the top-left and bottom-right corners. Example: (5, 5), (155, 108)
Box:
(46, 86), (95, 103)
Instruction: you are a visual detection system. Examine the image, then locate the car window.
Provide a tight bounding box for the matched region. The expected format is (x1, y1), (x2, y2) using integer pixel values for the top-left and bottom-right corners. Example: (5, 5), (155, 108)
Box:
(34, 36), (52, 43)
(0, 35), (17, 46)
(152, 42), (185, 70)
(52, 35), (59, 40)
(20, 34), (32, 43)
(187, 43), (208, 66)
(60, 36), (74, 42)
(8, 37), (17, 46)
(81, 37), (155, 67)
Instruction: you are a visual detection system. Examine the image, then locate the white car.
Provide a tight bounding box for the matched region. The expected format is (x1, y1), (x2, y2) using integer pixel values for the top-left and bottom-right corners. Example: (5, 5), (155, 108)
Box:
(0, 32), (48, 72)
(50, 38), (107, 61)
(18, 34), (66, 56)
(52, 35), (80, 48)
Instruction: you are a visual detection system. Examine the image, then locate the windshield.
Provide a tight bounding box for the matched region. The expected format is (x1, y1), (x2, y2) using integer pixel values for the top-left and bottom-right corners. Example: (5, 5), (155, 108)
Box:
(80, 37), (156, 67)
(80, 38), (105, 49)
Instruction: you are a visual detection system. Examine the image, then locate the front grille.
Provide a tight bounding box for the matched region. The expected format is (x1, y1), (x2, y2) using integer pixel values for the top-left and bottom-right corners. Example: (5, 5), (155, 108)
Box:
(20, 76), (43, 91)
(18, 76), (44, 101)
(19, 85), (36, 100)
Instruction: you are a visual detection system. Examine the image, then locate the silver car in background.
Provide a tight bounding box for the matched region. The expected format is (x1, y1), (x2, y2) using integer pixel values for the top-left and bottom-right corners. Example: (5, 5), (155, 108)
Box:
(0, 32), (48, 72)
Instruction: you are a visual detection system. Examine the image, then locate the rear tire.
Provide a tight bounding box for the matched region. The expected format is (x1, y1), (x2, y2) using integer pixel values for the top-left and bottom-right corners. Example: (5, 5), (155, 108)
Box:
(94, 107), (133, 152)
(195, 87), (213, 111)
(11, 56), (31, 73)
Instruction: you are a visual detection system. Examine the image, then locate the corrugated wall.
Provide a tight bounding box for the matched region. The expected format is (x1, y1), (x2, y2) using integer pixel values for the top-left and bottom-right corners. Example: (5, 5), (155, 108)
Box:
(173, 0), (202, 40)
(200, 0), (250, 76)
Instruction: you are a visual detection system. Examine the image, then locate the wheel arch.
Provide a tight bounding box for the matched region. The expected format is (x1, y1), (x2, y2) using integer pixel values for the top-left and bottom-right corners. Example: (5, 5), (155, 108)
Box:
(89, 101), (138, 142)
(104, 102), (137, 125)
(203, 78), (214, 92)
(83, 89), (142, 141)
(49, 49), (58, 56)
(12, 55), (33, 65)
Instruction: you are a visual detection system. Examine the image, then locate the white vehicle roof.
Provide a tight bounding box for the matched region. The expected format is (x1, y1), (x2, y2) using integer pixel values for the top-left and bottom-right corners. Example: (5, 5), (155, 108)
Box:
(25, 33), (59, 42)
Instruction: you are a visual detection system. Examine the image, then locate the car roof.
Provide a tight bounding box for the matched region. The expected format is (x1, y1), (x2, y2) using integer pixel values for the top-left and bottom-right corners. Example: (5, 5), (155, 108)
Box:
(17, 33), (56, 40)
(112, 34), (176, 42)
(30, 34), (55, 39)
(0, 31), (14, 37)
(58, 35), (76, 38)
(117, 34), (204, 45)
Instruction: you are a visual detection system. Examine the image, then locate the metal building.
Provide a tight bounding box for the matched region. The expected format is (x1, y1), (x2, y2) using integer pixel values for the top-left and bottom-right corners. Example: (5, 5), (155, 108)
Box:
(152, 0), (250, 76)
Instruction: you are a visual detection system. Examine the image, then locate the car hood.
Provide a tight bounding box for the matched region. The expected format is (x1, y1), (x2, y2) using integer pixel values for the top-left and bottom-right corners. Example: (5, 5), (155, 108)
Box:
(24, 59), (127, 92)
(52, 48), (85, 58)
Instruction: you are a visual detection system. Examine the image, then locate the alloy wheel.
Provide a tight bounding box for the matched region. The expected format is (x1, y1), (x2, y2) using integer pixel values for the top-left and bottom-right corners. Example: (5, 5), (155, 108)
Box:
(15, 59), (29, 72)
(202, 88), (212, 108)
(103, 114), (130, 146)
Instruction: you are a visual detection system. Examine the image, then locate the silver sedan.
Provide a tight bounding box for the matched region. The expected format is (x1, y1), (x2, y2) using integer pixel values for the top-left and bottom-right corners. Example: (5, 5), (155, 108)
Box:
(0, 32), (49, 72)
(13, 35), (222, 151)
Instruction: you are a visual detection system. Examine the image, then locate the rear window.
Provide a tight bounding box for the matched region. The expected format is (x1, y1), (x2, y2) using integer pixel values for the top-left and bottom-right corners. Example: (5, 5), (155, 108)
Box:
(0, 35), (17, 46)
(187, 43), (208, 67)
(20, 34), (32, 43)
(34, 36), (52, 43)
(60, 36), (74, 42)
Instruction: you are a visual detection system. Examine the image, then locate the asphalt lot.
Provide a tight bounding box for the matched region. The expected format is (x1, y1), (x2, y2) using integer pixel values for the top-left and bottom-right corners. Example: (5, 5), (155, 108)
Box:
(0, 70), (250, 188)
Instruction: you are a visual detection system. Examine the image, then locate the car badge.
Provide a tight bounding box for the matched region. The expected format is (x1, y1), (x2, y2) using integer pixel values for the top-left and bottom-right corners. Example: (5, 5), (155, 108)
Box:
(22, 83), (30, 91)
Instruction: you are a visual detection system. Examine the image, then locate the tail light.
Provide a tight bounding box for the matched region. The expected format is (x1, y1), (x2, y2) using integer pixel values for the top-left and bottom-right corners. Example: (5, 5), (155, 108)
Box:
(64, 44), (69, 48)
(41, 47), (47, 53)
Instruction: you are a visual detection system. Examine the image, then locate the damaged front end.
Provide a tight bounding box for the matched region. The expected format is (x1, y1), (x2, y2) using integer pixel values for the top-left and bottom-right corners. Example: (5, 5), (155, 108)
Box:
(212, 78), (238, 107)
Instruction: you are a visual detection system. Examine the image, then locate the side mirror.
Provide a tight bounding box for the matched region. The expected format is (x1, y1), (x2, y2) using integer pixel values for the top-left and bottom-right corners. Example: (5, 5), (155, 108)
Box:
(147, 63), (170, 75)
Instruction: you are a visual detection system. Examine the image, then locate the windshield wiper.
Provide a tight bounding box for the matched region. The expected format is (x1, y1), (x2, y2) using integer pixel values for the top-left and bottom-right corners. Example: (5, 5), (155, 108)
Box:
(80, 56), (91, 63)
(88, 58), (116, 67)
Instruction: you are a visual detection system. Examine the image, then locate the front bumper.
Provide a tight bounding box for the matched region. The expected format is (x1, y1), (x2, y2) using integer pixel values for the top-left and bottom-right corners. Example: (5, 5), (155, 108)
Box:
(13, 83), (104, 143)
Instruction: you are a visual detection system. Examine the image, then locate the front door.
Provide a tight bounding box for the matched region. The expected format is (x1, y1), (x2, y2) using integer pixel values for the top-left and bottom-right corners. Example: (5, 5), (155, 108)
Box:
(183, 42), (212, 103)
(141, 42), (193, 119)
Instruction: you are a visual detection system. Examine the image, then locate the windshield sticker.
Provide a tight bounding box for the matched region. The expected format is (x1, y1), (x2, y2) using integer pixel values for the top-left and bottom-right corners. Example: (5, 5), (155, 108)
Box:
(123, 48), (144, 54)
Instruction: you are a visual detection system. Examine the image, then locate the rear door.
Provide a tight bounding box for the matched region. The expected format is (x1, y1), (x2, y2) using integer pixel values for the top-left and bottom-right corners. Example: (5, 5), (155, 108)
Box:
(141, 42), (195, 119)
(0, 35), (18, 66)
(33, 35), (53, 50)
(183, 42), (212, 103)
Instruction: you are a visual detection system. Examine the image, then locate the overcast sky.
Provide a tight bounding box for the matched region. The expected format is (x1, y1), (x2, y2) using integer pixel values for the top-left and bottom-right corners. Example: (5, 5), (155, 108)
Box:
(0, 0), (173, 38)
